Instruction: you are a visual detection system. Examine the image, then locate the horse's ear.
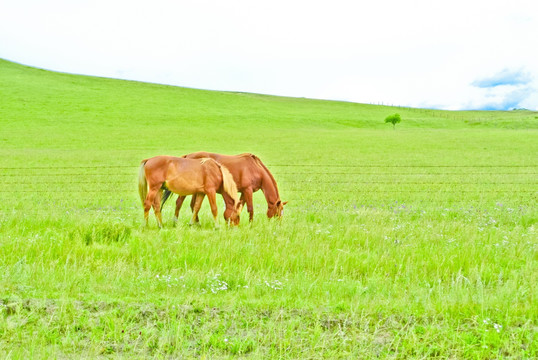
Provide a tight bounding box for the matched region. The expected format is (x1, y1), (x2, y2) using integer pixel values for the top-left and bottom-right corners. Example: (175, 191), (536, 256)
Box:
(276, 200), (281, 206)
(282, 201), (288, 206)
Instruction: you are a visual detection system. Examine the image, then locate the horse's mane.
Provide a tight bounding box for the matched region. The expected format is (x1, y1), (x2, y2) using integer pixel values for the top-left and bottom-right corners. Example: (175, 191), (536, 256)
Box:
(249, 154), (280, 198)
(201, 158), (239, 206)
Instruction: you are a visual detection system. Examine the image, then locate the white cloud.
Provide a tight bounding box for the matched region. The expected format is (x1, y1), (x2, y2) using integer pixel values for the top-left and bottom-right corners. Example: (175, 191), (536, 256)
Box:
(467, 69), (534, 110)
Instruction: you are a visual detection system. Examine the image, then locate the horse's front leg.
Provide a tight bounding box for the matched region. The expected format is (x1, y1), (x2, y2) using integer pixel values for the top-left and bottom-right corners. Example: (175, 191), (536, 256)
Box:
(237, 193), (246, 215)
(190, 193), (205, 226)
(190, 194), (200, 223)
(206, 191), (220, 228)
(243, 188), (254, 222)
(174, 195), (186, 225)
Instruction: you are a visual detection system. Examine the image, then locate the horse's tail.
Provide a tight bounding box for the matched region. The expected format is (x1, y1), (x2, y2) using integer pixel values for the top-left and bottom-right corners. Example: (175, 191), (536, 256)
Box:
(161, 189), (173, 209)
(219, 164), (239, 206)
(138, 160), (148, 206)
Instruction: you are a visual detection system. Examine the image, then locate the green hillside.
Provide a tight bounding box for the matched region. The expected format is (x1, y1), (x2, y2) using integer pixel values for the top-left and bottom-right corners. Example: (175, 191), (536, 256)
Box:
(0, 58), (537, 358)
(2, 58), (536, 143)
(1, 58), (536, 168)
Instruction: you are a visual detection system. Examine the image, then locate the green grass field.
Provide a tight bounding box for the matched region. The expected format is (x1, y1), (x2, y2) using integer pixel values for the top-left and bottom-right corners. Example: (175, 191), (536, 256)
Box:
(1, 58), (537, 358)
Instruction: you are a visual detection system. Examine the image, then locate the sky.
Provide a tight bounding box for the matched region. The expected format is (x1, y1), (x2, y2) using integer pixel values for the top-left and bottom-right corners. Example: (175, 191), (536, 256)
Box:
(1, 0), (537, 110)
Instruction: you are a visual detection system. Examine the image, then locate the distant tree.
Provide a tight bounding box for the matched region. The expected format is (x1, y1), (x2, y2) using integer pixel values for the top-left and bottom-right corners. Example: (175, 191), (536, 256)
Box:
(384, 113), (401, 129)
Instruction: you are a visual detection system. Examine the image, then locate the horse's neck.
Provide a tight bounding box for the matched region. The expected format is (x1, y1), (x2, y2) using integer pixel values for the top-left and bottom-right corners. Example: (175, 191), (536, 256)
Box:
(222, 192), (235, 208)
(260, 169), (279, 206)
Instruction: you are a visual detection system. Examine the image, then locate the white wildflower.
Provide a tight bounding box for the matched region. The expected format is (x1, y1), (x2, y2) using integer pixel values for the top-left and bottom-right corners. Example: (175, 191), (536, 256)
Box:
(264, 280), (283, 290)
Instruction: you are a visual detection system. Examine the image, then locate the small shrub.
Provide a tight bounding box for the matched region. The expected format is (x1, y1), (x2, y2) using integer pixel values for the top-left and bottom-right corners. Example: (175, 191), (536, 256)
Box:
(385, 113), (402, 129)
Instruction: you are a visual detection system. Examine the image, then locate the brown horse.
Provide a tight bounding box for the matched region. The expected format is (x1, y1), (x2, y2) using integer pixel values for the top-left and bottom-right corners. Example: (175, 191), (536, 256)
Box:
(138, 156), (240, 228)
(166, 152), (286, 222)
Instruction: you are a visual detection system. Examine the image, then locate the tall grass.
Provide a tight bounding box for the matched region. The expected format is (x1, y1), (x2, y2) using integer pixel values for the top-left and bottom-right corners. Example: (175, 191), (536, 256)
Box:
(0, 59), (537, 358)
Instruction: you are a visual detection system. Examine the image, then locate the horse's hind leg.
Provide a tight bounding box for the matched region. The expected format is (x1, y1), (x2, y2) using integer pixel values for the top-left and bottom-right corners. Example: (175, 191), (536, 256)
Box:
(190, 194), (205, 226)
(144, 184), (162, 227)
(206, 191), (220, 228)
(152, 188), (164, 228)
(174, 195), (186, 225)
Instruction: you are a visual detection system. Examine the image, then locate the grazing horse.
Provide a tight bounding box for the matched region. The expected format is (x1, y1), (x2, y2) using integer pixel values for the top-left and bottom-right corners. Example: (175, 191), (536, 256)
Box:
(164, 152), (287, 222)
(138, 156), (240, 228)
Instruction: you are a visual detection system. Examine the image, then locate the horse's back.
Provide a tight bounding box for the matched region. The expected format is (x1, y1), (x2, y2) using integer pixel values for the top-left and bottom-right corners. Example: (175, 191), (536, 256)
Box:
(184, 152), (213, 160)
(144, 156), (199, 180)
(146, 155), (222, 194)
(144, 155), (178, 166)
(143, 156), (170, 177)
(184, 152), (268, 190)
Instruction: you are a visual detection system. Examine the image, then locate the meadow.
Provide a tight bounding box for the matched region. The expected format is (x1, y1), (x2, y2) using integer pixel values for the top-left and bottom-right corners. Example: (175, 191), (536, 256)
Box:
(0, 58), (537, 358)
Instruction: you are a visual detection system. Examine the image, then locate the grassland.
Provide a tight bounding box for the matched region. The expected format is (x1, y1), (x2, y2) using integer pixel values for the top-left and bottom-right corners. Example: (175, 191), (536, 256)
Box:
(0, 58), (537, 358)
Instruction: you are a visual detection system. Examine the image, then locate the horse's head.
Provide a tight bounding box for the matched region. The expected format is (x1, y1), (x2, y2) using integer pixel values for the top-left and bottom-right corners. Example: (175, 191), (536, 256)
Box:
(224, 202), (241, 226)
(267, 200), (288, 218)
